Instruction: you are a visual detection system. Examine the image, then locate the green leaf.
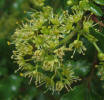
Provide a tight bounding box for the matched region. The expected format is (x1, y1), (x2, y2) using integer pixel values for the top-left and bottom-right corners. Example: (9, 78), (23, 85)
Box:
(89, 3), (103, 16)
(91, 28), (104, 52)
(73, 60), (91, 77)
(93, 0), (104, 6)
(66, 60), (91, 77)
(61, 83), (102, 100)
(0, 0), (5, 9)
(0, 75), (22, 99)
(61, 85), (86, 100)
(0, 67), (8, 76)
(21, 87), (39, 100)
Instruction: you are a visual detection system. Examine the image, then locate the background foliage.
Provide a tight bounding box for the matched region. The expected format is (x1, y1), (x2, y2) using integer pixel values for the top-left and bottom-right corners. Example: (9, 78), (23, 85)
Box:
(0, 0), (104, 100)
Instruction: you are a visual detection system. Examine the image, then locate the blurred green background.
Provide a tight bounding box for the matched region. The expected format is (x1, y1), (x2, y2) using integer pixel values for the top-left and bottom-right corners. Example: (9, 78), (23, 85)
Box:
(0, 0), (61, 100)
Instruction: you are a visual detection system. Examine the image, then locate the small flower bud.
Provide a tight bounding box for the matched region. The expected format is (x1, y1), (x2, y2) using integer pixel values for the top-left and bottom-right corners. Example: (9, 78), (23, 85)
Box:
(98, 53), (104, 61)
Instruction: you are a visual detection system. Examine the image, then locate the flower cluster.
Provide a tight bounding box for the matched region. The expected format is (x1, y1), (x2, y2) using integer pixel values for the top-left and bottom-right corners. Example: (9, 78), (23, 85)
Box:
(11, 0), (101, 93)
(69, 40), (86, 58)
(12, 6), (82, 92)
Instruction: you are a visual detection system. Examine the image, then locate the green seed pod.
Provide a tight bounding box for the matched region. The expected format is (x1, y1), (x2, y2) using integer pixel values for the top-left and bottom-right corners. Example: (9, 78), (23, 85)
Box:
(67, 0), (73, 6)
(98, 53), (104, 61)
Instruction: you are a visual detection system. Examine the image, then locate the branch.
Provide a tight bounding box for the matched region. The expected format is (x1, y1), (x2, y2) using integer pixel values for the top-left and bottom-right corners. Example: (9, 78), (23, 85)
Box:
(92, 15), (104, 27)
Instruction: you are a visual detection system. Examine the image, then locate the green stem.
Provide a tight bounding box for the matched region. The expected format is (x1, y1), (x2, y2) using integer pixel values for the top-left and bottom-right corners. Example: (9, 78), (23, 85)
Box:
(59, 31), (76, 46)
(95, 31), (104, 38)
(77, 33), (80, 40)
(93, 42), (101, 53)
